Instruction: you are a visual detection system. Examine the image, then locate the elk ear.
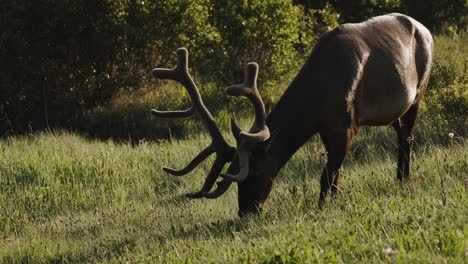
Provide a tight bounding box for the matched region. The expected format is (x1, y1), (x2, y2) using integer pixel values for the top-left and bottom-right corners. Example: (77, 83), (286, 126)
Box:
(262, 129), (280, 152)
(230, 118), (242, 143)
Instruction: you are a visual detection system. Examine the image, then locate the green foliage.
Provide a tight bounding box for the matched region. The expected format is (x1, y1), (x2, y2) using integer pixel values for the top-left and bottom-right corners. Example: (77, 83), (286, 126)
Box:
(295, 3), (340, 56)
(0, 0), (223, 134)
(112, 0), (223, 83)
(401, 0), (468, 32)
(0, 0), (124, 132)
(329, 0), (467, 32)
(330, 0), (403, 23)
(207, 1), (340, 104)
(211, 0), (305, 83)
(425, 69), (467, 137)
(421, 35), (468, 138)
(0, 0), (325, 135)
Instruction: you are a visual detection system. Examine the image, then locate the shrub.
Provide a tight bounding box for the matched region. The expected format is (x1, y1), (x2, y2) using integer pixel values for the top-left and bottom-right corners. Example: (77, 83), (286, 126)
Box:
(211, 0), (306, 84)
(0, 0), (222, 135)
(424, 81), (467, 137)
(331, 0), (403, 23)
(401, 0), (468, 32)
(113, 0), (223, 84)
(0, 0), (124, 133)
(421, 35), (468, 138)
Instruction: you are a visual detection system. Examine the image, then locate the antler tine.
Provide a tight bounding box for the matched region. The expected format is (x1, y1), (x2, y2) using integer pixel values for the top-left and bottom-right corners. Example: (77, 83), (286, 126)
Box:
(204, 178), (233, 199)
(151, 48), (194, 119)
(185, 155), (227, 198)
(151, 48), (235, 196)
(219, 144), (250, 182)
(226, 62), (270, 142)
(162, 145), (215, 176)
(151, 108), (194, 119)
(152, 47), (189, 81)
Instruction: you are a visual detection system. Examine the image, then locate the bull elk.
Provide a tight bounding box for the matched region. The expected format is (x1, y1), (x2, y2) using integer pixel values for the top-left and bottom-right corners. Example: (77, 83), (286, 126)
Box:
(151, 14), (433, 217)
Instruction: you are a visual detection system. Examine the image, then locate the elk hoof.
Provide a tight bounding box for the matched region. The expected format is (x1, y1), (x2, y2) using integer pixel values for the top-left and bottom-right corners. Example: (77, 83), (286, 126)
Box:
(318, 198), (325, 210)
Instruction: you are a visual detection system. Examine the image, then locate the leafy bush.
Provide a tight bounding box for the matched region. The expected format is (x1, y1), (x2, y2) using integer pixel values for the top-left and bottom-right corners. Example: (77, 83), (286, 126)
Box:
(0, 0), (222, 135)
(0, 0), (124, 133)
(424, 81), (467, 137)
(210, 0), (305, 84)
(332, 0), (402, 23)
(421, 35), (468, 138)
(113, 0), (223, 84)
(401, 0), (468, 32)
(320, 0), (467, 33)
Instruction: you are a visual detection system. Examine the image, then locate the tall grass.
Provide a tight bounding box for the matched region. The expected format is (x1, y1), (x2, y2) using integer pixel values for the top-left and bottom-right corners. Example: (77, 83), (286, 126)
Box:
(0, 128), (466, 262)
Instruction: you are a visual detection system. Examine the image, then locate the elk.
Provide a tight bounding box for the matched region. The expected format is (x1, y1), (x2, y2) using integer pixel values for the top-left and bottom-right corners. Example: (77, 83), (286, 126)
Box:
(151, 14), (433, 217)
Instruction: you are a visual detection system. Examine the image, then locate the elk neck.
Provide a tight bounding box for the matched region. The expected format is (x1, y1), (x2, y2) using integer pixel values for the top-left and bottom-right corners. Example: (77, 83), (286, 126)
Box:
(263, 55), (323, 177)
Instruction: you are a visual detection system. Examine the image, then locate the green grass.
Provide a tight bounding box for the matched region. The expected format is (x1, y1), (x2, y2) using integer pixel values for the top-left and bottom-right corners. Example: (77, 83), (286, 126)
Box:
(0, 128), (466, 263)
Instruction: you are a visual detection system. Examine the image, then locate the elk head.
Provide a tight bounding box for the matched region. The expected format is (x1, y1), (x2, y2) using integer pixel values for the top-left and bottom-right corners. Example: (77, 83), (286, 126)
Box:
(151, 48), (272, 215)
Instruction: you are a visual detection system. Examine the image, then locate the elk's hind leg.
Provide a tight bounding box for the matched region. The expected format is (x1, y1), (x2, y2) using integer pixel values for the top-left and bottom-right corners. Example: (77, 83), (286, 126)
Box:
(318, 128), (356, 207)
(391, 102), (420, 180)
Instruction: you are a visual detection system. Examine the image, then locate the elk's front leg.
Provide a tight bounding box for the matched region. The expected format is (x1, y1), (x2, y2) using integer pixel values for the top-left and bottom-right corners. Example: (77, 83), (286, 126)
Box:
(318, 128), (355, 208)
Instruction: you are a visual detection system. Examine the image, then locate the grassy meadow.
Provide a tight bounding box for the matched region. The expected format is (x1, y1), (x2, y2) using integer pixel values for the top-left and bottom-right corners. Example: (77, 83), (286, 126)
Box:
(0, 35), (467, 262)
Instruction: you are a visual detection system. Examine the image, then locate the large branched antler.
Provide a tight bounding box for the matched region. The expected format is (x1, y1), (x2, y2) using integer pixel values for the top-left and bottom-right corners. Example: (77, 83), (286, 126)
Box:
(151, 48), (235, 198)
(204, 62), (270, 198)
(221, 62), (269, 182)
(225, 63), (270, 142)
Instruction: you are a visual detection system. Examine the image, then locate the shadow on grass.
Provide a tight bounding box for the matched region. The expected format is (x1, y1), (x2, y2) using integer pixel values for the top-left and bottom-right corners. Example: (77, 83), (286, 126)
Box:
(67, 93), (242, 144)
(81, 104), (190, 144)
(156, 193), (194, 207)
(1, 236), (138, 263)
(17, 94), (458, 151)
(163, 217), (250, 241)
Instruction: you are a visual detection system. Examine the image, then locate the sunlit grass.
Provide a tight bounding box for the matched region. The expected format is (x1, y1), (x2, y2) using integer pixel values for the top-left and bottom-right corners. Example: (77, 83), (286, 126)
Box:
(0, 127), (466, 263)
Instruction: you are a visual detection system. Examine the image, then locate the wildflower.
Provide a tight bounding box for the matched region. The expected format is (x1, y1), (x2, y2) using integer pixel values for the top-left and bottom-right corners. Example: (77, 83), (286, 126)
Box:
(382, 246), (399, 256)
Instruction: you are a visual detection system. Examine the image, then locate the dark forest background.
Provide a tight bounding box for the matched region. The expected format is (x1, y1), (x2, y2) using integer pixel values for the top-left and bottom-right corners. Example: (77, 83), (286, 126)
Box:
(1, 0), (466, 139)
